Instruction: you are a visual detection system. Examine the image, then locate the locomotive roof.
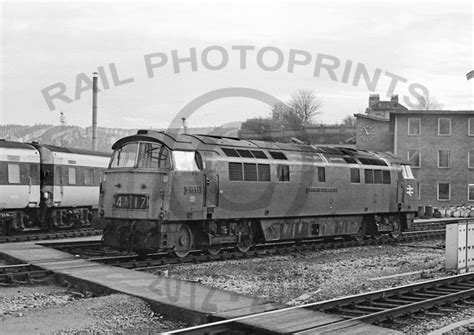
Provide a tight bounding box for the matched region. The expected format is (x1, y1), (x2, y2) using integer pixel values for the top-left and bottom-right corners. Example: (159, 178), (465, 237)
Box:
(113, 130), (406, 163)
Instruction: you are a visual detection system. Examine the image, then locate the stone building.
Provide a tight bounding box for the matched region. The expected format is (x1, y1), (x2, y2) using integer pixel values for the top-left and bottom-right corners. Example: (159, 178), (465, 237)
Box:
(355, 94), (474, 207)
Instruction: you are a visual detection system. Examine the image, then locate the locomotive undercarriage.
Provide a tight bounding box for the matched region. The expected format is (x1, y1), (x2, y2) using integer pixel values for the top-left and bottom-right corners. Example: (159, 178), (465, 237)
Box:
(0, 207), (94, 235)
(103, 212), (410, 258)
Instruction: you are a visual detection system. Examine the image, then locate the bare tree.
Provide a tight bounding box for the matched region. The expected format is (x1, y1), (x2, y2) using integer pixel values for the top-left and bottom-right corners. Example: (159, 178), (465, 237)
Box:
(341, 115), (356, 127)
(272, 102), (302, 128)
(416, 95), (444, 110)
(288, 89), (322, 124)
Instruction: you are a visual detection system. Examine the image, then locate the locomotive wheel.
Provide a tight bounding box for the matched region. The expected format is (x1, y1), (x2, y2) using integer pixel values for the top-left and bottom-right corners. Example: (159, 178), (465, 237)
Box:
(390, 221), (402, 239)
(174, 224), (193, 258)
(207, 246), (222, 255)
(236, 234), (253, 253)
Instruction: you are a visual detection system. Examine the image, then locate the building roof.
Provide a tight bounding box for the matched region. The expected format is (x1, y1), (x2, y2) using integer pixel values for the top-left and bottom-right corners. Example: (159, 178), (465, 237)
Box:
(390, 110), (474, 115)
(353, 113), (390, 122)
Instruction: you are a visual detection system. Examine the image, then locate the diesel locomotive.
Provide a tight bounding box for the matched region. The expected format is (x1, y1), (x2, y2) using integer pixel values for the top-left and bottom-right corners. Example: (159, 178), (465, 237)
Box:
(100, 130), (418, 257)
(0, 140), (110, 234)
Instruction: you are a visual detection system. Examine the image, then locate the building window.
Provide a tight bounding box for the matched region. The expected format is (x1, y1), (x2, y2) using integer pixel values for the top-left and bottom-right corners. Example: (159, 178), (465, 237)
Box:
(438, 182), (450, 201)
(470, 150), (474, 169)
(469, 184), (474, 201)
(408, 150), (420, 168)
(438, 150), (450, 168)
(7, 164), (20, 184)
(318, 167), (326, 182)
(277, 165), (290, 182)
(350, 168), (360, 183)
(469, 118), (474, 136)
(408, 118), (421, 135)
(438, 118), (451, 136)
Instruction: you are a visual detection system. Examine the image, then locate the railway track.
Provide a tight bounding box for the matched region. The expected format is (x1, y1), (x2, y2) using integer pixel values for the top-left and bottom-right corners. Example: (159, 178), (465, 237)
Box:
(48, 229), (445, 272)
(0, 228), (102, 244)
(0, 264), (52, 285)
(166, 273), (474, 334)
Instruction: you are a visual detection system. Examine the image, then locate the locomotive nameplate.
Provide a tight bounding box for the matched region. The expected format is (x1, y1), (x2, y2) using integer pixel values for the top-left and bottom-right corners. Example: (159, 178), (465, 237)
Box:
(184, 186), (202, 195)
(306, 187), (338, 193)
(113, 193), (149, 210)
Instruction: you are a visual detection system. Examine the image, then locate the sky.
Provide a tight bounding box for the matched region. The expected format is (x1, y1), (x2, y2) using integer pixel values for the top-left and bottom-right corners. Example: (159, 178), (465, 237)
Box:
(0, 0), (473, 129)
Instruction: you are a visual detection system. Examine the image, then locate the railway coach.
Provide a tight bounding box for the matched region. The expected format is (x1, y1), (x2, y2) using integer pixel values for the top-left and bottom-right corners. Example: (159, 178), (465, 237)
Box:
(0, 140), (110, 234)
(100, 130), (418, 257)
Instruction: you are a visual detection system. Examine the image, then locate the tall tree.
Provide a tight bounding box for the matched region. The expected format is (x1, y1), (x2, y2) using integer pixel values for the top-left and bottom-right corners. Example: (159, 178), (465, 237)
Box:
(288, 89), (322, 124)
(272, 89), (322, 128)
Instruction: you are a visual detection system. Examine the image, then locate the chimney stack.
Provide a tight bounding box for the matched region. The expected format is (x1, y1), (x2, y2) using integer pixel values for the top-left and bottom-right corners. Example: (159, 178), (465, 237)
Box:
(92, 72), (98, 151)
(391, 95), (399, 103)
(368, 94), (380, 107)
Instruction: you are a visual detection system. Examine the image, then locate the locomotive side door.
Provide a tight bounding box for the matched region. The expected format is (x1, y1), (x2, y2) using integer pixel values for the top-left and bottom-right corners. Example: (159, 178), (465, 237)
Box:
(204, 173), (219, 207)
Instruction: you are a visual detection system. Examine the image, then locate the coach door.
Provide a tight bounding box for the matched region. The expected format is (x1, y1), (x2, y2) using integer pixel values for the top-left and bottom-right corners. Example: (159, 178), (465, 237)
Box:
(204, 174), (219, 207)
(53, 157), (63, 206)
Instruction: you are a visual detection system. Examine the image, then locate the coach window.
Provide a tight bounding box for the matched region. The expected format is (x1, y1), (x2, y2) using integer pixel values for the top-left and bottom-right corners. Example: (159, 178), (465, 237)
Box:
(277, 164), (290, 182)
(68, 167), (76, 185)
(84, 168), (94, 185)
(350, 168), (360, 183)
(7, 164), (20, 184)
(174, 151), (202, 171)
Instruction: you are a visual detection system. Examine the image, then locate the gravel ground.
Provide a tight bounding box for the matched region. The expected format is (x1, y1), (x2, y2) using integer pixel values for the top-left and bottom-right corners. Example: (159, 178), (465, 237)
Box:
(159, 239), (474, 334)
(0, 283), (186, 334)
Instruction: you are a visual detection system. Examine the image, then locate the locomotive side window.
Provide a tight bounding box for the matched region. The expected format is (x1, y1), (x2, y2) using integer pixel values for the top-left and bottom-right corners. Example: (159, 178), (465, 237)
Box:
(110, 142), (138, 168)
(137, 143), (171, 169)
(318, 167), (326, 182)
(277, 164), (290, 182)
(29, 164), (39, 184)
(174, 151), (201, 171)
(350, 168), (360, 183)
(7, 163), (20, 183)
(68, 167), (76, 185)
(382, 170), (391, 184)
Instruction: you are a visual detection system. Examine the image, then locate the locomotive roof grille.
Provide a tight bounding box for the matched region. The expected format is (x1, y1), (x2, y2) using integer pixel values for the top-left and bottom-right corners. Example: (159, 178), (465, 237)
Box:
(359, 157), (388, 166)
(269, 151), (287, 160)
(236, 149), (253, 158)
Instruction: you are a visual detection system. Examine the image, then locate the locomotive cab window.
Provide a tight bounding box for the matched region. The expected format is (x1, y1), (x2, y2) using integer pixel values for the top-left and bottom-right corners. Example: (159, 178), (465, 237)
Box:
(401, 165), (414, 179)
(174, 151), (202, 171)
(137, 142), (171, 169)
(110, 142), (139, 168)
